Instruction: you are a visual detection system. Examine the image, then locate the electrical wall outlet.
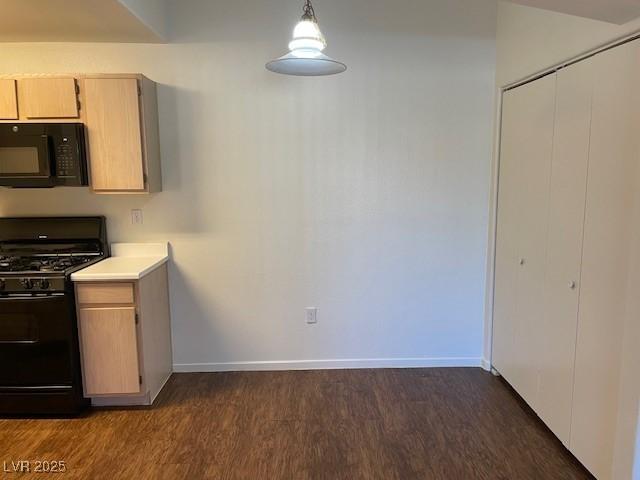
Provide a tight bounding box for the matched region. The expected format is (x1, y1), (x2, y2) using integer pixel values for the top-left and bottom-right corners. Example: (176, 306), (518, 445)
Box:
(305, 307), (318, 324)
(131, 209), (143, 225)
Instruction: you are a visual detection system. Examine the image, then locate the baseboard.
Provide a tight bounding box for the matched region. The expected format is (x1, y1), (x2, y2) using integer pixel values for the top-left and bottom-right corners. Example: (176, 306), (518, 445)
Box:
(480, 358), (492, 371)
(173, 357), (483, 373)
(90, 391), (151, 407)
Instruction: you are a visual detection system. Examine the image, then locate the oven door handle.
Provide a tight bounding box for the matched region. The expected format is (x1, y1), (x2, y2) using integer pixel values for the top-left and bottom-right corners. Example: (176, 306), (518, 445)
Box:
(0, 293), (65, 301)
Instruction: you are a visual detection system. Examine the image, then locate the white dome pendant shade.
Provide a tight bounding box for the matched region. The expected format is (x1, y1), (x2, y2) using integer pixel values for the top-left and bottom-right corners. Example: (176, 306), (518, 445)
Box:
(266, 0), (346, 76)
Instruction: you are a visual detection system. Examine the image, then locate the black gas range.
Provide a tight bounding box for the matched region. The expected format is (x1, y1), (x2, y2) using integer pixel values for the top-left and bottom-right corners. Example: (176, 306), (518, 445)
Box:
(0, 217), (108, 415)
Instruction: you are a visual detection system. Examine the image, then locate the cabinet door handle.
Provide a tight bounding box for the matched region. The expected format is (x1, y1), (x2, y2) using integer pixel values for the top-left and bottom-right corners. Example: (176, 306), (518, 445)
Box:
(519, 258), (525, 266)
(568, 281), (577, 290)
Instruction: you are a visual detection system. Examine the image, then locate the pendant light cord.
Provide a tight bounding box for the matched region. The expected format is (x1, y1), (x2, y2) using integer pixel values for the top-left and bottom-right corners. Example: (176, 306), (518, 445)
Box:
(301, 0), (318, 22)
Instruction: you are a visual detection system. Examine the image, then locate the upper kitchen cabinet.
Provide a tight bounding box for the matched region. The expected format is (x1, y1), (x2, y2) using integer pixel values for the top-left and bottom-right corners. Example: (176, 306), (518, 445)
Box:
(0, 79), (18, 119)
(83, 75), (162, 193)
(20, 77), (79, 118)
(0, 73), (162, 194)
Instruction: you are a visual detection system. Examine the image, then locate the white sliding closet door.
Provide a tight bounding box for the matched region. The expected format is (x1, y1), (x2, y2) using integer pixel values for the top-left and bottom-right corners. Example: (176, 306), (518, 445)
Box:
(570, 41), (640, 480)
(493, 74), (556, 409)
(536, 60), (593, 446)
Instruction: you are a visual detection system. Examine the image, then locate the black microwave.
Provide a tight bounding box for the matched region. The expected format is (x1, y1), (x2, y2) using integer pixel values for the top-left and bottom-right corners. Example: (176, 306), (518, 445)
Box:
(0, 123), (88, 188)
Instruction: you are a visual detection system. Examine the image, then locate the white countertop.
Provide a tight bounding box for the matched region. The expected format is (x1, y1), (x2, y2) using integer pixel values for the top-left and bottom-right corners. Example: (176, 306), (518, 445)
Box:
(71, 243), (169, 282)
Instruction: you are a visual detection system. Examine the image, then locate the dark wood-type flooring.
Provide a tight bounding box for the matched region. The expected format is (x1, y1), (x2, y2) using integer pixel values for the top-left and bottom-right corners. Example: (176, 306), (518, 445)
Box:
(1, 368), (593, 479)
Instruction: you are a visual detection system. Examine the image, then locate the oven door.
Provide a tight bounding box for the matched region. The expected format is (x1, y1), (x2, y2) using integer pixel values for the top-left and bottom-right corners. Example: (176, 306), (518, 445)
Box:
(0, 132), (54, 188)
(0, 294), (75, 388)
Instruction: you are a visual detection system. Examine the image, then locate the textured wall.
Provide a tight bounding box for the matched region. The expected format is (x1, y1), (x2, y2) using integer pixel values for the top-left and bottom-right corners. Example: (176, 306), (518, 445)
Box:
(0, 0), (497, 370)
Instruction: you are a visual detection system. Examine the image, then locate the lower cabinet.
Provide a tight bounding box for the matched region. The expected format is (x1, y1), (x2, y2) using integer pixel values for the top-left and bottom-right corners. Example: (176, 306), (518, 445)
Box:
(78, 306), (141, 395)
(74, 264), (172, 405)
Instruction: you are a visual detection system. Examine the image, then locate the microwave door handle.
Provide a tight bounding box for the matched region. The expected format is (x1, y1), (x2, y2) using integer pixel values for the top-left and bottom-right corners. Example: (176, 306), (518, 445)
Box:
(42, 134), (55, 176)
(38, 134), (56, 186)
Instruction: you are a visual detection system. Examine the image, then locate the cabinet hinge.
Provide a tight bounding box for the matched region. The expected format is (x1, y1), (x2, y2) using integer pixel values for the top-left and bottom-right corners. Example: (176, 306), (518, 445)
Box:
(77, 99), (81, 112)
(139, 375), (143, 385)
(143, 173), (148, 185)
(135, 312), (139, 324)
(137, 83), (142, 96)
(75, 82), (80, 95)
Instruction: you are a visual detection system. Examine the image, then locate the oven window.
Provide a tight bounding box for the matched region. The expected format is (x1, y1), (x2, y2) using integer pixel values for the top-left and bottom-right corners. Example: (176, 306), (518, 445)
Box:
(0, 147), (40, 174)
(0, 313), (39, 343)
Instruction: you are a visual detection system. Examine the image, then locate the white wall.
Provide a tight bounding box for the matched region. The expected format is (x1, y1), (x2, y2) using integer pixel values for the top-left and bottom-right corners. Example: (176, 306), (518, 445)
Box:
(495, 3), (640, 477)
(0, 0), (497, 370)
(497, 0), (640, 85)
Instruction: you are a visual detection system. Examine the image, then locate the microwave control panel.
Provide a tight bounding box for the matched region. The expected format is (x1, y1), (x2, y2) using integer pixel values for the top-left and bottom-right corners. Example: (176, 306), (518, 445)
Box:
(49, 123), (88, 186)
(55, 140), (77, 177)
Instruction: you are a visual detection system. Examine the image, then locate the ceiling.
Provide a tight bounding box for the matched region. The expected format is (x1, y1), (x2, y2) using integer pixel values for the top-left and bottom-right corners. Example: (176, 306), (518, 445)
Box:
(1, 0), (639, 43)
(506, 0), (640, 24)
(0, 0), (165, 43)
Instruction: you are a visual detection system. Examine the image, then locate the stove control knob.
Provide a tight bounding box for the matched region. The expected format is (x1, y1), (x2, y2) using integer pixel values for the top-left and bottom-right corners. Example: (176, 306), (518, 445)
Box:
(39, 279), (50, 290)
(20, 278), (33, 290)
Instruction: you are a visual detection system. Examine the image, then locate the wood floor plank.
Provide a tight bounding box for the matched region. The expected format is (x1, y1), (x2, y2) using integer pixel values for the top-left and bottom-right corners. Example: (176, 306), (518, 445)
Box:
(0, 368), (593, 479)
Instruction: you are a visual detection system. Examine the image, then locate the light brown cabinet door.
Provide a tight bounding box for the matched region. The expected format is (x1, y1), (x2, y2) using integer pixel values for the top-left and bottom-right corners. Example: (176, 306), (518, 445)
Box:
(79, 306), (141, 395)
(83, 78), (145, 191)
(20, 78), (79, 118)
(0, 79), (18, 119)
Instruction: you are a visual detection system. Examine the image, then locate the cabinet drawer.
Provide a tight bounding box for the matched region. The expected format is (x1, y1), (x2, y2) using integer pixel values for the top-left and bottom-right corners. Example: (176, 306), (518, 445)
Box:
(76, 283), (135, 305)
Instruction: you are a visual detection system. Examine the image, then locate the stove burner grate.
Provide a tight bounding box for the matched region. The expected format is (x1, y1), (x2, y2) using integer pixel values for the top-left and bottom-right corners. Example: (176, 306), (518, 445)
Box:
(0, 255), (96, 273)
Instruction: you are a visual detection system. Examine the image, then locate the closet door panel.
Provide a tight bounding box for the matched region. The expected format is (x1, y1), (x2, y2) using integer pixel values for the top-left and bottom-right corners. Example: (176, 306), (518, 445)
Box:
(512, 74), (555, 411)
(492, 89), (525, 383)
(537, 60), (593, 446)
(493, 74), (556, 408)
(570, 41), (640, 480)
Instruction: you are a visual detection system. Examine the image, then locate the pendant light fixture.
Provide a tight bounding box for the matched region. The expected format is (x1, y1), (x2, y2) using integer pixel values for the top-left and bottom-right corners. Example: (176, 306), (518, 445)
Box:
(266, 0), (346, 76)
